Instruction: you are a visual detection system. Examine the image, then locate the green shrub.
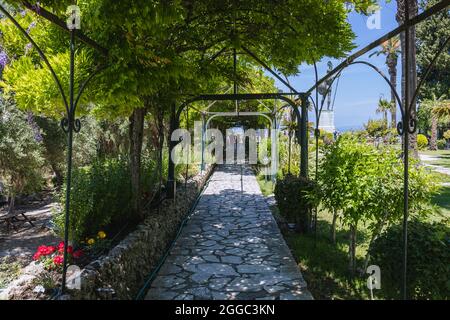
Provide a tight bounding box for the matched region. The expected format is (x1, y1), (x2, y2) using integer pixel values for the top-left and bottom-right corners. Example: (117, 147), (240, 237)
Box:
(444, 130), (450, 141)
(437, 139), (447, 150)
(55, 157), (133, 244)
(364, 119), (388, 138)
(56, 152), (165, 244)
(371, 219), (450, 299)
(274, 175), (316, 233)
(417, 134), (429, 150)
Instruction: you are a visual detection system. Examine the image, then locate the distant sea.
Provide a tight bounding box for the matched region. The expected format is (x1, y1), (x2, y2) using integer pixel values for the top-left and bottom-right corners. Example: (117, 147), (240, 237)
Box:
(336, 125), (364, 133)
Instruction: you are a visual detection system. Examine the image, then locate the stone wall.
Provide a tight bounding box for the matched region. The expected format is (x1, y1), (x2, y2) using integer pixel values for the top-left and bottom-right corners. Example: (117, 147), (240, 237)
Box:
(1, 166), (213, 300)
(71, 166), (214, 300)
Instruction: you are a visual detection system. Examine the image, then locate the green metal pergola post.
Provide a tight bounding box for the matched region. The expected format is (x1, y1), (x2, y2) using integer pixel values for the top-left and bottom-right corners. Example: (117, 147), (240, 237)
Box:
(300, 95), (309, 178)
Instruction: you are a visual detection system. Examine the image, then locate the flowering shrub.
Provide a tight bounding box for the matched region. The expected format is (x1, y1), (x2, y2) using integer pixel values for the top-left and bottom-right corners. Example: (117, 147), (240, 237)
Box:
(32, 230), (108, 272)
(83, 230), (111, 256)
(32, 242), (83, 270)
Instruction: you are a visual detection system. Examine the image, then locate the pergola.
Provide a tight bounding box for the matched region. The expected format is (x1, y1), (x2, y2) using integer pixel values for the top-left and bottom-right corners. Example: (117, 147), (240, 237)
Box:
(0, 0), (449, 299)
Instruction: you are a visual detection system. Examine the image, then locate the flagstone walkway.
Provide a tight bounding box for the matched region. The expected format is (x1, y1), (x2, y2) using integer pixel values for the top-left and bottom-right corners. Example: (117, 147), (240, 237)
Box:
(145, 165), (312, 300)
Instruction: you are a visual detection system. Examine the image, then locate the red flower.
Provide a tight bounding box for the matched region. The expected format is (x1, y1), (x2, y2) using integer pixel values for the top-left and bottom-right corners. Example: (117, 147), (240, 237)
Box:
(33, 252), (41, 261)
(37, 245), (47, 254)
(46, 246), (56, 254)
(53, 255), (64, 265)
(37, 245), (56, 256)
(58, 244), (73, 254)
(73, 250), (84, 259)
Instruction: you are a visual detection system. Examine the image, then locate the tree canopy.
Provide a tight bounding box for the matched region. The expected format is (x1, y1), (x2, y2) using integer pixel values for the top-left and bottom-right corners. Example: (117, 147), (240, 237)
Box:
(0, 0), (377, 119)
(416, 0), (450, 99)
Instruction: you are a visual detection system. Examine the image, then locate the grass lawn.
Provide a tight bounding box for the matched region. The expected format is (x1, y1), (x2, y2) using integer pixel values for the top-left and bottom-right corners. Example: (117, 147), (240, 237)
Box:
(256, 175), (275, 197)
(286, 209), (371, 300)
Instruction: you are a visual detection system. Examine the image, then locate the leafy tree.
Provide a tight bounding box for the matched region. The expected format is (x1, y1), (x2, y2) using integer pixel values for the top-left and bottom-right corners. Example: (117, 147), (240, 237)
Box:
(0, 95), (44, 213)
(317, 134), (437, 274)
(416, 0), (450, 100)
(34, 116), (66, 186)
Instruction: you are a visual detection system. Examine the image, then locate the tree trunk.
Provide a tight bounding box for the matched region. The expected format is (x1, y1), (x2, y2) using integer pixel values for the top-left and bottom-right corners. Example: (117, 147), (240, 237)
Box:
(129, 107), (146, 220)
(288, 132), (292, 174)
(7, 194), (15, 214)
(388, 54), (398, 128)
(50, 163), (64, 187)
(330, 208), (338, 244)
(397, 0), (419, 155)
(348, 224), (357, 275)
(430, 114), (438, 150)
(363, 213), (389, 274)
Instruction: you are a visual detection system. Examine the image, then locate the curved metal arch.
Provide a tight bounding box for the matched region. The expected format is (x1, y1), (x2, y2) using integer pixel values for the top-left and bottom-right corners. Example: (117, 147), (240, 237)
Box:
(177, 93), (301, 124)
(73, 64), (109, 110)
(0, 4), (69, 114)
(205, 111), (273, 129)
(311, 61), (404, 124)
(187, 86), (277, 117)
(203, 86), (233, 112)
(205, 99), (274, 115)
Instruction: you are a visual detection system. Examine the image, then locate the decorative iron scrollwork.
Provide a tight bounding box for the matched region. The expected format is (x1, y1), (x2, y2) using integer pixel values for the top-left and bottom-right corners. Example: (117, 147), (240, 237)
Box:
(397, 117), (417, 136)
(314, 128), (321, 138)
(397, 120), (404, 136)
(60, 118), (69, 133)
(407, 117), (417, 134)
(74, 118), (81, 133)
(60, 117), (81, 133)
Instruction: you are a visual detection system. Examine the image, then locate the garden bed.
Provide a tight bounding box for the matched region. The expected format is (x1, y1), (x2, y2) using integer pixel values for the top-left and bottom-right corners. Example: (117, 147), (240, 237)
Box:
(1, 166), (214, 300)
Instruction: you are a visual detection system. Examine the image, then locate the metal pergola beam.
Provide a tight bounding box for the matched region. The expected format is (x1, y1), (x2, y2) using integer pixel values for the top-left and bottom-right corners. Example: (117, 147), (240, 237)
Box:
(305, 0), (450, 96)
(21, 0), (108, 56)
(194, 93), (300, 102)
(206, 111), (272, 115)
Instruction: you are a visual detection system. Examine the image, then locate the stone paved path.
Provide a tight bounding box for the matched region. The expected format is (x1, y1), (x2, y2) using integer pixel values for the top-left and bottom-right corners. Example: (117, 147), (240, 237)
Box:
(420, 154), (450, 177)
(145, 165), (312, 300)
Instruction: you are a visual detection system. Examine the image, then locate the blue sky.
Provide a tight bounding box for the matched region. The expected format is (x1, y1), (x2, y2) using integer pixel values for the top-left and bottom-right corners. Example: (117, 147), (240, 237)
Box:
(272, 0), (401, 131)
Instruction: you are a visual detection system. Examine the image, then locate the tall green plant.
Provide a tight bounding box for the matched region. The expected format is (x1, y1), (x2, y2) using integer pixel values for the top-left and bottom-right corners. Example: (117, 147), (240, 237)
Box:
(318, 134), (438, 274)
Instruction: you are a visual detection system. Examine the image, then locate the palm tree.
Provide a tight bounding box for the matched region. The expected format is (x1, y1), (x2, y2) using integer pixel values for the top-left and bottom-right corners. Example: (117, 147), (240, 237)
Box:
(421, 94), (448, 150)
(377, 96), (392, 125)
(433, 101), (450, 119)
(370, 37), (401, 128)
